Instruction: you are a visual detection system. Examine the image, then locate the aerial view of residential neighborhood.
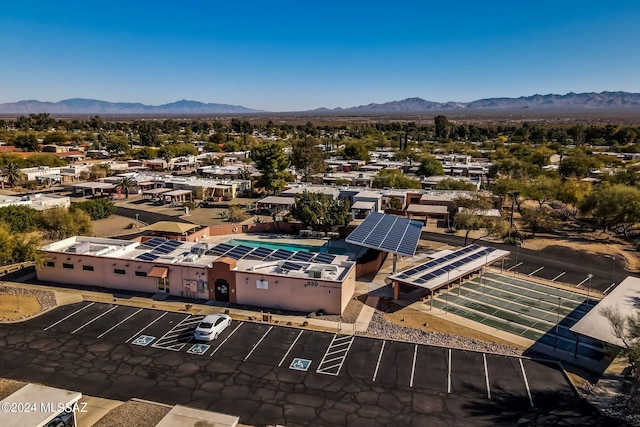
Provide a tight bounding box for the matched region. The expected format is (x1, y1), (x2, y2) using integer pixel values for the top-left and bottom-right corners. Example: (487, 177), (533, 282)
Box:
(2, 2), (640, 427)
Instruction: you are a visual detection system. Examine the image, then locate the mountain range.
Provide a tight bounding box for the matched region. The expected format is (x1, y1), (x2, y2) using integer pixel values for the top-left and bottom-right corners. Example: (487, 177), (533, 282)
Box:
(1, 91), (640, 115)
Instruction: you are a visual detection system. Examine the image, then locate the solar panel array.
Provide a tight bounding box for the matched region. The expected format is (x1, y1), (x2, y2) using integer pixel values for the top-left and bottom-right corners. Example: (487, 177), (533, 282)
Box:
(202, 241), (339, 265)
(280, 261), (305, 271)
(392, 245), (500, 287)
(154, 240), (184, 254)
(135, 252), (159, 261)
(142, 237), (167, 248)
(346, 212), (422, 257)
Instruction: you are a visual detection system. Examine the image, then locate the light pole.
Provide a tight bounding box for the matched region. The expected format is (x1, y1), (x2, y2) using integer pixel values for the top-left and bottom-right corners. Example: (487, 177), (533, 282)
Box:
(135, 213), (139, 222)
(611, 256), (616, 283)
(483, 252), (489, 294)
(445, 269), (450, 314)
(554, 297), (561, 351)
(586, 274), (593, 309)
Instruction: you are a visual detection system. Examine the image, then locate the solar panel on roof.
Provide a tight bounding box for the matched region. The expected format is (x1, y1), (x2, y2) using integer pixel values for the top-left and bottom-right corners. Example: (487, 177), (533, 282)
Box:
(290, 251), (315, 262)
(313, 253), (336, 264)
(143, 237), (167, 248)
(135, 252), (159, 261)
(246, 247), (274, 259)
(280, 261), (305, 271)
(225, 245), (253, 260)
(209, 243), (234, 255)
(270, 249), (295, 260)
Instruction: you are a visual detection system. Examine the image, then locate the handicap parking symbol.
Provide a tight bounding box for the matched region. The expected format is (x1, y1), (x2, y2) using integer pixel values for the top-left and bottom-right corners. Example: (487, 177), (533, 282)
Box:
(132, 335), (155, 346)
(289, 358), (311, 371)
(187, 343), (210, 355)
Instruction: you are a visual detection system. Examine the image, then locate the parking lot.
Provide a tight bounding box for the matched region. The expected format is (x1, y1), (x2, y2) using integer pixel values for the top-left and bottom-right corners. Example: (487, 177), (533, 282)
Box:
(0, 301), (587, 426)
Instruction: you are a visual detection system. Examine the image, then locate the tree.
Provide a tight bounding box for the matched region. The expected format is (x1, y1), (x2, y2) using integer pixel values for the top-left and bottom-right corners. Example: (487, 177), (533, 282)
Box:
(600, 306), (640, 411)
(227, 205), (249, 223)
(434, 115), (451, 139)
(372, 169), (421, 189)
(558, 149), (593, 178)
(12, 134), (40, 152)
(520, 206), (559, 237)
(453, 193), (508, 245)
(73, 199), (116, 220)
(0, 206), (40, 233)
(290, 191), (350, 231)
(291, 138), (326, 181)
(417, 156), (444, 177)
(252, 143), (290, 195)
(433, 178), (477, 191)
(524, 175), (561, 208)
(116, 176), (137, 199)
(25, 153), (66, 168)
(580, 184), (640, 234)
(1, 162), (25, 188)
(342, 142), (370, 162)
(40, 208), (92, 240)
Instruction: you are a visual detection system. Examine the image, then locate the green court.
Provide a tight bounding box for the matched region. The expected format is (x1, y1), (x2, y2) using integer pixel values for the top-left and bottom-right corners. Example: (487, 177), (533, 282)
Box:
(429, 272), (604, 360)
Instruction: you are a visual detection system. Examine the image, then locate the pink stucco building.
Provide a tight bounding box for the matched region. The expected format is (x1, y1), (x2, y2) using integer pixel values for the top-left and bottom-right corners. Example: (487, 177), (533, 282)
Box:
(37, 236), (356, 315)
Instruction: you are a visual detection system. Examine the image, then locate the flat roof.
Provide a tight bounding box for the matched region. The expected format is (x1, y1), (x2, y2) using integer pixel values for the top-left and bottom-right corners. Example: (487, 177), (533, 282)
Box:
(258, 196), (296, 205)
(389, 244), (510, 291)
(0, 384), (81, 427)
(71, 182), (116, 189)
(142, 187), (172, 195)
(41, 235), (353, 281)
(407, 204), (449, 214)
(570, 276), (640, 347)
(164, 189), (193, 197)
(155, 405), (239, 427)
(351, 201), (376, 210)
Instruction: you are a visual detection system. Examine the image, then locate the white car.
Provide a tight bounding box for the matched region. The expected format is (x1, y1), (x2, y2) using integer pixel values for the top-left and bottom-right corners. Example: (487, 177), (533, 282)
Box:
(194, 314), (232, 341)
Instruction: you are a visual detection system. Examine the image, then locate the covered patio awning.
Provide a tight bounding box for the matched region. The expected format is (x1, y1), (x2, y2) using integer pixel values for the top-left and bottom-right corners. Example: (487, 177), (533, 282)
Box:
(148, 266), (169, 278)
(142, 221), (199, 234)
(351, 201), (376, 210)
(142, 187), (171, 195)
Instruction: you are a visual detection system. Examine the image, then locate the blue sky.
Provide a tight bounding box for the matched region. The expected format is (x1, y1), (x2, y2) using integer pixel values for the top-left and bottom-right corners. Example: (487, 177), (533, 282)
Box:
(1, 1), (639, 111)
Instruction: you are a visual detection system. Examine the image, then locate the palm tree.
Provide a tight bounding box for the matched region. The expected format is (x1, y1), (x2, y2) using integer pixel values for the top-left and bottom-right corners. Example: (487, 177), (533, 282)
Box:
(116, 176), (137, 199)
(1, 162), (25, 189)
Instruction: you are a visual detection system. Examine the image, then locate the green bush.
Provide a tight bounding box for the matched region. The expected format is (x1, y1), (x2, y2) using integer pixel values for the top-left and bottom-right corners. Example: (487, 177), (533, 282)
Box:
(0, 205), (40, 233)
(73, 198), (116, 220)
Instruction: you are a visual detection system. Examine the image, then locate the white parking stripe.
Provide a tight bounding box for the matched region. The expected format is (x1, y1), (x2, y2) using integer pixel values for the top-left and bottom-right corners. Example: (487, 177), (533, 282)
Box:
(551, 272), (566, 282)
(409, 344), (417, 387)
(125, 311), (167, 343)
(244, 326), (273, 361)
(575, 276), (590, 288)
(150, 314), (191, 347)
(210, 322), (244, 356)
(278, 330), (304, 367)
(372, 341), (386, 381)
(528, 266), (544, 276)
(447, 349), (452, 393)
(44, 302), (95, 331)
(97, 308), (142, 339)
(519, 359), (534, 407)
(507, 262), (523, 272)
(71, 306), (117, 334)
(483, 353), (491, 399)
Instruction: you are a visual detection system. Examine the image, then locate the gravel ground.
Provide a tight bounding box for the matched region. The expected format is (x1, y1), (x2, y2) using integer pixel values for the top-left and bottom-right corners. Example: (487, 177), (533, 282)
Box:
(0, 286), (56, 321)
(92, 400), (172, 427)
(0, 378), (26, 401)
(361, 311), (523, 356)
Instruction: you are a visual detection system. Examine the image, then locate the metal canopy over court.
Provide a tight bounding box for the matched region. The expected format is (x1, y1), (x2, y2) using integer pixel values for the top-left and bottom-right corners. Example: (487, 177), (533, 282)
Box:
(346, 212), (423, 257)
(389, 244), (510, 292)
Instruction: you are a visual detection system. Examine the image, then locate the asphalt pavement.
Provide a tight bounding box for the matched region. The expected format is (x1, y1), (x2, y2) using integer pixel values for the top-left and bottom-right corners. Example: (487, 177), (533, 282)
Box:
(0, 301), (622, 427)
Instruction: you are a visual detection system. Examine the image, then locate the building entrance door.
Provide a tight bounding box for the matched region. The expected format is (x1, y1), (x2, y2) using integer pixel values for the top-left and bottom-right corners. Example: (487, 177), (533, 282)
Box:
(214, 279), (229, 302)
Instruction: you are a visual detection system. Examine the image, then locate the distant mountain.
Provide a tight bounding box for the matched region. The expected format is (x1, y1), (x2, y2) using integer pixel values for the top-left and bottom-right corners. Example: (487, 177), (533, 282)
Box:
(320, 91), (640, 113)
(0, 98), (261, 115)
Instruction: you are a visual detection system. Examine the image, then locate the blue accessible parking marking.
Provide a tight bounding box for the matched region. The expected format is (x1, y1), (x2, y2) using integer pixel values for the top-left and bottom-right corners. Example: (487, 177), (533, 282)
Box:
(132, 335), (155, 346)
(187, 343), (210, 355)
(289, 358), (312, 371)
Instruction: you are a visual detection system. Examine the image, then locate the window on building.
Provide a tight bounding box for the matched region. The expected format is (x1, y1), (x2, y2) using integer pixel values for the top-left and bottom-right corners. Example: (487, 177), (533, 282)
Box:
(135, 271), (147, 277)
(62, 263), (74, 269)
(114, 269), (126, 275)
(82, 265), (94, 271)
(45, 261), (55, 267)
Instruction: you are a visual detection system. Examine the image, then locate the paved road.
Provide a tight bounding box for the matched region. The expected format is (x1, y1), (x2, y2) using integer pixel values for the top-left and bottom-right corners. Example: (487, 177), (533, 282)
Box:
(0, 302), (623, 427)
(422, 231), (630, 293)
